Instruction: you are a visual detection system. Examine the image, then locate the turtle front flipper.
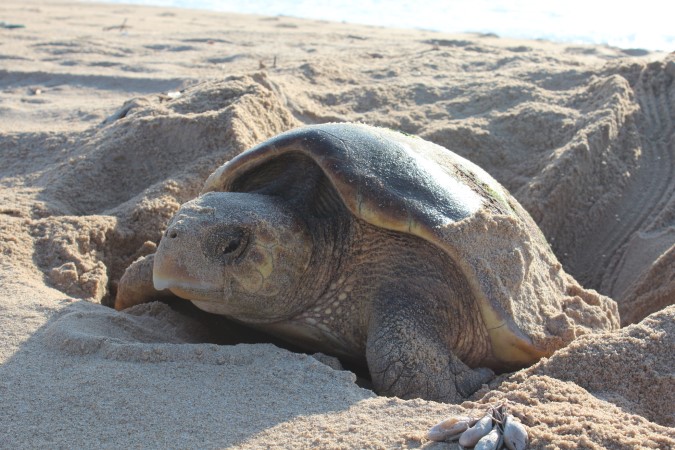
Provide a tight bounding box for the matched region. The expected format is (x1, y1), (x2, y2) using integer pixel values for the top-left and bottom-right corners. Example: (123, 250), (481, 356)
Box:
(366, 283), (494, 403)
(115, 254), (173, 310)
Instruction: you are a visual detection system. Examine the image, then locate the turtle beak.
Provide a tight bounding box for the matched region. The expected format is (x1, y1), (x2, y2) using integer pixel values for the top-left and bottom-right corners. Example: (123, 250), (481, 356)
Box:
(152, 269), (175, 291)
(152, 229), (224, 302)
(152, 258), (222, 302)
(152, 252), (190, 292)
(152, 225), (185, 292)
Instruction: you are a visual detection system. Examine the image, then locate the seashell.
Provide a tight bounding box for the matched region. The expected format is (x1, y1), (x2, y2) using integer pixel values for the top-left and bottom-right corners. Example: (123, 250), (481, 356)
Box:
(503, 415), (529, 450)
(474, 426), (501, 450)
(426, 415), (476, 442)
(458, 414), (493, 447)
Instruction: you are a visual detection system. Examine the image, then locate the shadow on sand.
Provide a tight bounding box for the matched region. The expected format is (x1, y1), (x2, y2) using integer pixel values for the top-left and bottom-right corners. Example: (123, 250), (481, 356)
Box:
(0, 299), (375, 448)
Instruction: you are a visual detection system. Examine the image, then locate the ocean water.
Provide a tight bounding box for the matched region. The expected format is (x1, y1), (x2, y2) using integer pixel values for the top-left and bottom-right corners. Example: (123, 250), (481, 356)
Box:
(95, 0), (674, 52)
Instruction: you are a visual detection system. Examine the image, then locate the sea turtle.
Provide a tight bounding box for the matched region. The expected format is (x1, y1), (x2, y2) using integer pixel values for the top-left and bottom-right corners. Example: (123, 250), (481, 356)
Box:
(115, 123), (619, 402)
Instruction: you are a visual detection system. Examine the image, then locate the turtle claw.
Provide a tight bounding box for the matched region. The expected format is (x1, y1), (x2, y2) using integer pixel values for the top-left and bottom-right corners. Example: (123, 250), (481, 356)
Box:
(427, 403), (529, 450)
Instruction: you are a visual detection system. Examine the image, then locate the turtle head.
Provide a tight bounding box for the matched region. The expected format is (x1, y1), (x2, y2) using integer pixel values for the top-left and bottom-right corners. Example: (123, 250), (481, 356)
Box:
(153, 191), (313, 321)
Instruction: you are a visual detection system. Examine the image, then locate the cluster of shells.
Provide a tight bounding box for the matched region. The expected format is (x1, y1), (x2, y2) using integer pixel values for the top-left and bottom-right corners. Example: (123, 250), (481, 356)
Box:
(427, 403), (528, 449)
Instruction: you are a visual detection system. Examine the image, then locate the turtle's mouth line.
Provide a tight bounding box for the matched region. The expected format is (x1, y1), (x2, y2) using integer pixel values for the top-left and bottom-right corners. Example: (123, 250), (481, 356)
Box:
(168, 285), (222, 302)
(153, 273), (222, 302)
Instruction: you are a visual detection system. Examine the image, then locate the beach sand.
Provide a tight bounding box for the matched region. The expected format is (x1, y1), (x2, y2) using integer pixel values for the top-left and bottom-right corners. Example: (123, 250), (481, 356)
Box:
(1, 1), (673, 448)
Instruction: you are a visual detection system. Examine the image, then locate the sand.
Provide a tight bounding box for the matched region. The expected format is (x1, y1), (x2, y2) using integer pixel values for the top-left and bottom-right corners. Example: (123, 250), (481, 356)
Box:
(1, 0), (673, 448)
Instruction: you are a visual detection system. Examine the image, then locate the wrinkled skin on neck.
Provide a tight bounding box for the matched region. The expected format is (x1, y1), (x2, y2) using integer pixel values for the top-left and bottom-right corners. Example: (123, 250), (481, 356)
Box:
(153, 191), (343, 323)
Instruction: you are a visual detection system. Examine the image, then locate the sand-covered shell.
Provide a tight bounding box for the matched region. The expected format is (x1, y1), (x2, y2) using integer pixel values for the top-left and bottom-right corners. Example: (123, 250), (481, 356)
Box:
(203, 123), (619, 370)
(426, 415), (477, 441)
(459, 414), (493, 447)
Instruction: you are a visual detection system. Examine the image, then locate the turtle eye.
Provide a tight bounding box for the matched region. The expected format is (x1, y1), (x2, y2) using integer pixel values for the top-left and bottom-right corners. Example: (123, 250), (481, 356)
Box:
(209, 228), (249, 263)
(221, 236), (242, 255)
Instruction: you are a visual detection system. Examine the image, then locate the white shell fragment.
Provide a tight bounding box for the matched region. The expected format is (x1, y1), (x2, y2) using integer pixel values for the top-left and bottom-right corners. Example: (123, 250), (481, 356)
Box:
(426, 403), (529, 449)
(474, 426), (501, 450)
(459, 414), (493, 447)
(503, 415), (529, 450)
(426, 415), (476, 442)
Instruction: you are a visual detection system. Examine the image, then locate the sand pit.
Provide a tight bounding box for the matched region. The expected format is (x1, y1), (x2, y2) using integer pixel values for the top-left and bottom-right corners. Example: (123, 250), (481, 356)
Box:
(1, 1), (673, 448)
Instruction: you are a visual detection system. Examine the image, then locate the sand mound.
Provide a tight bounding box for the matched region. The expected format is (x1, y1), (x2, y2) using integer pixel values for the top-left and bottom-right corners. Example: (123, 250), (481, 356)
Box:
(460, 306), (675, 448)
(19, 75), (298, 305)
(1, 1), (674, 448)
(523, 305), (675, 427)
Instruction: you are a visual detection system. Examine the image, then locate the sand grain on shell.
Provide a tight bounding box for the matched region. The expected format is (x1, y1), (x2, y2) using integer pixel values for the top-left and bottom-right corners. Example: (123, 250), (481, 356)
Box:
(1, 0), (674, 448)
